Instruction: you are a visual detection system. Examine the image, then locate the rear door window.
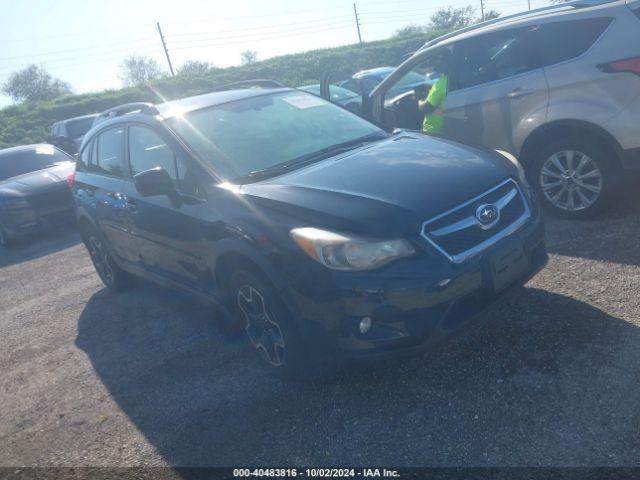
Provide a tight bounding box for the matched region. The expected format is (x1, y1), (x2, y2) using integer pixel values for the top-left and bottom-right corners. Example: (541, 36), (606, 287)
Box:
(77, 140), (93, 171)
(535, 18), (613, 66)
(90, 127), (125, 177)
(455, 26), (541, 90)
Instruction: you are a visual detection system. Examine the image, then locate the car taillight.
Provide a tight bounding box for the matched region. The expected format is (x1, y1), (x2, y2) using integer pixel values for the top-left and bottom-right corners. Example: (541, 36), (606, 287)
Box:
(599, 57), (640, 76)
(66, 171), (76, 189)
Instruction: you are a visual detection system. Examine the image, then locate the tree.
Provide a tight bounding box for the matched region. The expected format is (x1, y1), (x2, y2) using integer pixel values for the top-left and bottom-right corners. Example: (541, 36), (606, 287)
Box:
(394, 24), (427, 37)
(429, 6), (476, 30)
(240, 50), (258, 65)
(1, 64), (72, 103)
(483, 10), (501, 20)
(119, 55), (164, 86)
(178, 60), (215, 76)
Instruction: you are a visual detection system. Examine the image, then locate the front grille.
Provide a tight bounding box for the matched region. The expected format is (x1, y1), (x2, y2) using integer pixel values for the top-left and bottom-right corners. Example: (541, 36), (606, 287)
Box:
(421, 179), (530, 263)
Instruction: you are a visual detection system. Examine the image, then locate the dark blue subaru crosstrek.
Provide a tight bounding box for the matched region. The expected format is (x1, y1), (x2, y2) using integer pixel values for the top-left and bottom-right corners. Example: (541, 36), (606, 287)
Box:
(72, 88), (547, 377)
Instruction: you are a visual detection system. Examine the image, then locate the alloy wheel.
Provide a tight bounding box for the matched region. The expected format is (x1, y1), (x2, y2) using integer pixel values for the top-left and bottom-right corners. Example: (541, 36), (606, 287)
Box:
(539, 150), (603, 212)
(237, 284), (286, 367)
(88, 235), (115, 286)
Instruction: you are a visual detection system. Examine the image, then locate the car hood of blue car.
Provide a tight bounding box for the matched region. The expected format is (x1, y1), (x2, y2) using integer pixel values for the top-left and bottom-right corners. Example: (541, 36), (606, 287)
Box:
(238, 134), (512, 236)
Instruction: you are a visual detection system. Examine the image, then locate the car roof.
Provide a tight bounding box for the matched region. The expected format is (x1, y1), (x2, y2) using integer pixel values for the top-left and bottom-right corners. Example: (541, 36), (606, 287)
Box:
(419, 0), (626, 50)
(156, 87), (294, 118)
(55, 113), (99, 125)
(0, 144), (55, 157)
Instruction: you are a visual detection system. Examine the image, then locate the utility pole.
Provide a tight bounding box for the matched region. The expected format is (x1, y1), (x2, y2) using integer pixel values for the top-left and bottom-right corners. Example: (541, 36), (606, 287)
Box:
(480, 0), (485, 21)
(353, 3), (363, 45)
(156, 21), (175, 76)
(528, 0), (531, 10)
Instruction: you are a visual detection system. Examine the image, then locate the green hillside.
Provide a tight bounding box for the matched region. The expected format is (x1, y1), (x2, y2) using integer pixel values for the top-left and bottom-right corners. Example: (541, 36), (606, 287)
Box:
(0, 31), (443, 149)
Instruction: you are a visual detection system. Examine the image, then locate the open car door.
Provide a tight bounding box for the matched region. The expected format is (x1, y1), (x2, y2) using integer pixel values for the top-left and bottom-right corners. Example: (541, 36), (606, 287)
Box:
(317, 72), (365, 115)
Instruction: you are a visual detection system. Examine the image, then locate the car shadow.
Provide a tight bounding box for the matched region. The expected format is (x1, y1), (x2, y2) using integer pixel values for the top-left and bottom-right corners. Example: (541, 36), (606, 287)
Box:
(75, 284), (640, 467)
(0, 225), (81, 269)
(544, 185), (640, 266)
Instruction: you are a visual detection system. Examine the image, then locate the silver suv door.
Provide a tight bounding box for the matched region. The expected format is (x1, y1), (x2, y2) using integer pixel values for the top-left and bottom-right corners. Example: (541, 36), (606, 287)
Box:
(444, 26), (549, 154)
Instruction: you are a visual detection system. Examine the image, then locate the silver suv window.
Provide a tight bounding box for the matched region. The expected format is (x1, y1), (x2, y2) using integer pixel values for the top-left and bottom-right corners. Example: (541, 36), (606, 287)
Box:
(453, 18), (612, 90)
(455, 26), (540, 90)
(535, 18), (612, 66)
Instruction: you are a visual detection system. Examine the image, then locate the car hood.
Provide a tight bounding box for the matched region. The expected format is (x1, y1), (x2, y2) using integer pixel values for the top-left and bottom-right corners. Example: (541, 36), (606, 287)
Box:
(239, 134), (511, 236)
(0, 162), (74, 198)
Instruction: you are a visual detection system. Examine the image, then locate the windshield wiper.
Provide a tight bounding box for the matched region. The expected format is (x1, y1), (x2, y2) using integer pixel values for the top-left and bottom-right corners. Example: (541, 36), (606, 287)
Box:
(235, 132), (389, 183)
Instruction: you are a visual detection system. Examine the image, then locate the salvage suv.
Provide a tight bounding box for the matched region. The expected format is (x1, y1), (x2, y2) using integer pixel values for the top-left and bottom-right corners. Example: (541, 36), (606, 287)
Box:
(350, 0), (640, 218)
(72, 90), (547, 377)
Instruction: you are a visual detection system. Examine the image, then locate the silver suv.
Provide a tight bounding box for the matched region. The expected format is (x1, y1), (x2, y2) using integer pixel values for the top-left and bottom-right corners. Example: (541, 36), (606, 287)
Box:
(365, 0), (640, 218)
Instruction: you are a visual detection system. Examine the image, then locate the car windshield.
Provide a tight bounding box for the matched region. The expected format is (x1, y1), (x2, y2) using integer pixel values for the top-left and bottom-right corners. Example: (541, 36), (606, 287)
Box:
(0, 145), (70, 181)
(167, 91), (386, 182)
(66, 117), (95, 138)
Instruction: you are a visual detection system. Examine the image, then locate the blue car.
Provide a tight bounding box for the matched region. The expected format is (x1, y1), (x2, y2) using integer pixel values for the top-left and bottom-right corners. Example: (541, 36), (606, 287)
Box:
(338, 66), (434, 99)
(72, 88), (547, 378)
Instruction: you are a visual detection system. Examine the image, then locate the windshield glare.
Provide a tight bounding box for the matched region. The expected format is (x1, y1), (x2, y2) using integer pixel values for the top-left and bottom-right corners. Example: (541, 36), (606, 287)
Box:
(167, 91), (384, 181)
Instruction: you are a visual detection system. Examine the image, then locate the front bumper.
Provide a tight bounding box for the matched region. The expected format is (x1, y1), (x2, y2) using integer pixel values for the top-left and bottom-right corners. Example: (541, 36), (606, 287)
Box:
(288, 215), (547, 359)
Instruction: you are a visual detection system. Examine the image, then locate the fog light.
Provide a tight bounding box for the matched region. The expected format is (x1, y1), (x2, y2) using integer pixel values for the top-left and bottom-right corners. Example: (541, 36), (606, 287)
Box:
(359, 316), (372, 334)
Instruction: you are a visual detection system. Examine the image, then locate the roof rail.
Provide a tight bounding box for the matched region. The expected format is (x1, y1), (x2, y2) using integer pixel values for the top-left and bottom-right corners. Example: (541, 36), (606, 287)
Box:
(211, 79), (286, 92)
(420, 0), (619, 50)
(93, 102), (159, 126)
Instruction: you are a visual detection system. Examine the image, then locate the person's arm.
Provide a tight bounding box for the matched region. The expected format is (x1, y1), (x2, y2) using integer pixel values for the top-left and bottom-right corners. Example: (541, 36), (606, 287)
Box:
(419, 78), (446, 115)
(418, 98), (437, 114)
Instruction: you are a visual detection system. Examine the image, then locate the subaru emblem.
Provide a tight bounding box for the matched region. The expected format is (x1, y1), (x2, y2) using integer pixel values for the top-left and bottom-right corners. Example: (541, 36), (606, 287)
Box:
(475, 204), (500, 229)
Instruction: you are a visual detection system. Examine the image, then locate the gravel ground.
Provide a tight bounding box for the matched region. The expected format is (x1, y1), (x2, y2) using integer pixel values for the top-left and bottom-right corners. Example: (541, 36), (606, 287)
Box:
(2, 192), (640, 468)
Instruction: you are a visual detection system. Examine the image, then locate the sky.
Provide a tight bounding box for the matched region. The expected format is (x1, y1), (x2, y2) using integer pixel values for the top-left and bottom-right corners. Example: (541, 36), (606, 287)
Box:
(0, 0), (545, 108)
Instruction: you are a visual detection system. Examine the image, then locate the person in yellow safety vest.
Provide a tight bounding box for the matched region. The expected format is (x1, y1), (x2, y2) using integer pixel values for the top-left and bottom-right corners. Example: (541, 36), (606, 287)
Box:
(418, 52), (452, 135)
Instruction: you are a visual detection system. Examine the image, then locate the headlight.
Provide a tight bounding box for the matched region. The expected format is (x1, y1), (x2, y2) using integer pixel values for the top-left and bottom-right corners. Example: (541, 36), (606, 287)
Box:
(0, 197), (29, 209)
(495, 150), (528, 186)
(290, 227), (415, 271)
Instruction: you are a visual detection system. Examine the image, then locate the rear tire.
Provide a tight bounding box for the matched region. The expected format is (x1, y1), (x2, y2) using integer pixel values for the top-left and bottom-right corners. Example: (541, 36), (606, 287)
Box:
(82, 226), (133, 292)
(529, 136), (617, 219)
(229, 269), (321, 379)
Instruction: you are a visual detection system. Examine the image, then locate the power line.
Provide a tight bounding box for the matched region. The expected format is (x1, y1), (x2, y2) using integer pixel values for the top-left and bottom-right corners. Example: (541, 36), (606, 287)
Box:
(168, 14), (352, 39)
(169, 23), (354, 51)
(0, 38), (158, 63)
(167, 20), (353, 46)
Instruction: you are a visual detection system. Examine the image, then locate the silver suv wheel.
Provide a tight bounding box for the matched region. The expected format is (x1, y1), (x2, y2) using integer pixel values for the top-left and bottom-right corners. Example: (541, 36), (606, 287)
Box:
(539, 150), (603, 212)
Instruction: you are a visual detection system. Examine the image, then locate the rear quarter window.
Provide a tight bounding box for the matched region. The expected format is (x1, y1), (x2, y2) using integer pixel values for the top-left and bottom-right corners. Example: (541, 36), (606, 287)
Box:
(535, 18), (613, 67)
(88, 127), (125, 177)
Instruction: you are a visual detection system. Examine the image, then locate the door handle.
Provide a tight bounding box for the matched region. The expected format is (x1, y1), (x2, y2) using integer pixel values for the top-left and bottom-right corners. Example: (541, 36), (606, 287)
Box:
(125, 199), (138, 214)
(507, 88), (531, 100)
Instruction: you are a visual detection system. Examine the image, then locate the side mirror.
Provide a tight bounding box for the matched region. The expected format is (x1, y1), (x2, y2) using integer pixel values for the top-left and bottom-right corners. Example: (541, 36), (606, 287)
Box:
(133, 167), (175, 197)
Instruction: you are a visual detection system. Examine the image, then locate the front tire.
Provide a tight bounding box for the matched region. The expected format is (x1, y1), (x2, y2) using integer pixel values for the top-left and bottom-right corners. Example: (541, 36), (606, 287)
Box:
(530, 136), (616, 218)
(83, 227), (132, 292)
(230, 269), (316, 379)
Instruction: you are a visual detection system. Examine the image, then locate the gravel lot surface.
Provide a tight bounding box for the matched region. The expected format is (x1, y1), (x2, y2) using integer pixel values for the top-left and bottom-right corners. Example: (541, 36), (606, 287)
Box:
(2, 192), (640, 468)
